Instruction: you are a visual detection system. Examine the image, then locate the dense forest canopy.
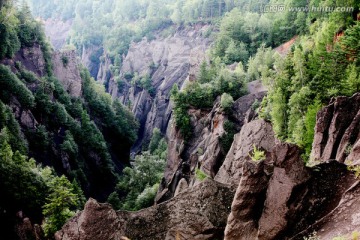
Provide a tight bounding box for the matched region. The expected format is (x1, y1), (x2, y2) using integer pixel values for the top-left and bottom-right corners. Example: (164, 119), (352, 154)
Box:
(0, 0), (139, 237)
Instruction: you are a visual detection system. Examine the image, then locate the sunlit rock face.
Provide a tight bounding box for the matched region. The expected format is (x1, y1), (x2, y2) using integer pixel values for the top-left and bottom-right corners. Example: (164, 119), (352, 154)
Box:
(56, 179), (235, 240)
(107, 24), (212, 153)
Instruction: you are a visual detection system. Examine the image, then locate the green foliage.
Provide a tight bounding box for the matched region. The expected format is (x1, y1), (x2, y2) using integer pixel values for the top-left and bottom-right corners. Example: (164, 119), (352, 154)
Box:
(220, 93), (234, 114)
(303, 101), (323, 159)
(0, 102), (28, 153)
(0, 139), (84, 237)
(342, 63), (360, 96)
(148, 128), (162, 154)
(115, 140), (167, 211)
(0, 140), (47, 222)
(220, 120), (236, 154)
(0, 5), (20, 59)
(107, 191), (121, 210)
(132, 73), (155, 96)
(42, 175), (82, 236)
(0, 64), (35, 109)
(135, 183), (159, 209)
(15, 62), (38, 83)
(195, 168), (207, 181)
(250, 145), (266, 162)
(171, 61), (246, 140)
(61, 55), (69, 67)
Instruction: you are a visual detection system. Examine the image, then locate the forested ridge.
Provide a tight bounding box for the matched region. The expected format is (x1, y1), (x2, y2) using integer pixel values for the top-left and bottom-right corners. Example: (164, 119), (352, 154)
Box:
(0, 1), (138, 238)
(1, 0), (360, 239)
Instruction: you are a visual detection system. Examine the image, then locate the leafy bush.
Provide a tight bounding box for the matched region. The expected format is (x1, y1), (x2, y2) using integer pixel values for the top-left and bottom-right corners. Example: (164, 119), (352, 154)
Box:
(0, 64), (35, 109)
(220, 93), (234, 114)
(0, 139), (84, 237)
(114, 132), (167, 211)
(250, 145), (265, 162)
(61, 55), (69, 67)
(220, 120), (236, 154)
(195, 168), (207, 181)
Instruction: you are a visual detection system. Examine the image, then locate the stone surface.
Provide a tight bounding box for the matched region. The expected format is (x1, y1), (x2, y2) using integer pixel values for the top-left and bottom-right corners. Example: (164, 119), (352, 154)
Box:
(55, 199), (123, 240)
(311, 93), (360, 164)
(15, 212), (44, 240)
(108, 24), (212, 153)
(1, 44), (47, 77)
(224, 159), (271, 240)
(43, 18), (72, 50)
(52, 50), (82, 97)
(215, 119), (275, 186)
(56, 179), (235, 240)
(224, 143), (355, 240)
(258, 143), (311, 239)
(292, 181), (360, 240)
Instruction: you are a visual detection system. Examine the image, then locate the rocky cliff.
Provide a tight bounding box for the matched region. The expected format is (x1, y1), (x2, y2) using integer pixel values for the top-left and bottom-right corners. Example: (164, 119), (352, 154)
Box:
(311, 93), (360, 165)
(57, 93), (360, 240)
(56, 179), (235, 240)
(43, 18), (72, 50)
(156, 86), (267, 203)
(52, 50), (82, 97)
(106, 25), (212, 152)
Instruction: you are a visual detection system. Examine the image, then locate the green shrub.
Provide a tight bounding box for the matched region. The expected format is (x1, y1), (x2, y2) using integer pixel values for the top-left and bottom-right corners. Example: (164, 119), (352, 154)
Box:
(61, 55), (69, 67)
(220, 93), (234, 114)
(195, 168), (207, 181)
(250, 145), (265, 162)
(0, 64), (35, 109)
(220, 120), (236, 154)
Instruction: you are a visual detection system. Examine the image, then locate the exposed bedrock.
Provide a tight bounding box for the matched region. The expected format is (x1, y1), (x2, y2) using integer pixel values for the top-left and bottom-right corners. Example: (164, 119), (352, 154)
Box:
(56, 179), (235, 240)
(311, 92), (360, 165)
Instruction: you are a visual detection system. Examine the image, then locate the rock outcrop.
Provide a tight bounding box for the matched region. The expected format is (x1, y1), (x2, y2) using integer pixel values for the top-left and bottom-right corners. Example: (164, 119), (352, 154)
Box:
(157, 88), (267, 203)
(224, 159), (270, 240)
(225, 143), (356, 240)
(108, 24), (212, 152)
(293, 180), (360, 240)
(56, 179), (235, 240)
(52, 50), (82, 97)
(1, 43), (46, 77)
(215, 119), (275, 186)
(15, 212), (44, 240)
(257, 144), (311, 239)
(311, 93), (360, 165)
(43, 18), (72, 50)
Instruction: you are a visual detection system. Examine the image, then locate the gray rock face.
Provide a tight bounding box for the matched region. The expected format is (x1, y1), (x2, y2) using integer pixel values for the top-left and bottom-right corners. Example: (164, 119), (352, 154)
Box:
(7, 44), (46, 77)
(52, 50), (82, 97)
(311, 93), (360, 165)
(224, 159), (270, 240)
(108, 25), (212, 152)
(56, 179), (235, 240)
(158, 89), (267, 203)
(157, 102), (228, 203)
(224, 142), (355, 240)
(43, 19), (72, 50)
(258, 144), (311, 239)
(15, 212), (44, 240)
(215, 119), (275, 186)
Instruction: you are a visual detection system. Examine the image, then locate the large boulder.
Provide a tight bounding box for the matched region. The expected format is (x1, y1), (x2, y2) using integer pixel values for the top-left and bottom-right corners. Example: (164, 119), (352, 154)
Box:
(224, 143), (355, 240)
(224, 159), (271, 240)
(215, 119), (275, 186)
(55, 199), (122, 240)
(311, 93), (360, 164)
(258, 144), (311, 239)
(56, 179), (235, 240)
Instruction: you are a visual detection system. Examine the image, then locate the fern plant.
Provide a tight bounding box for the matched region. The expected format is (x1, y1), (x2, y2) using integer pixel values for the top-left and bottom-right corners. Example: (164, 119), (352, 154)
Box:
(250, 144), (265, 162)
